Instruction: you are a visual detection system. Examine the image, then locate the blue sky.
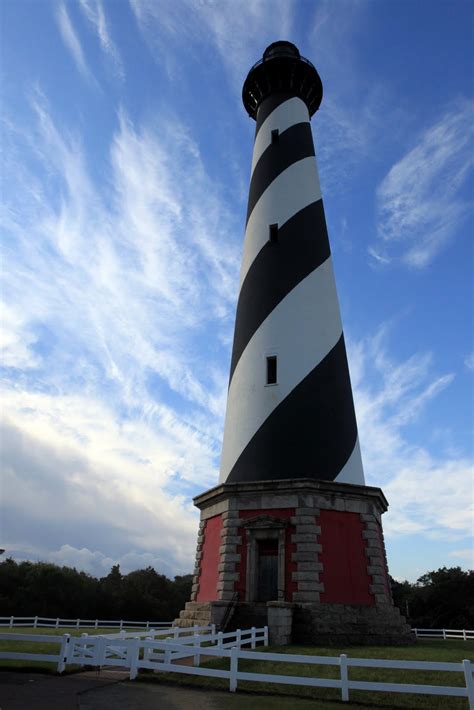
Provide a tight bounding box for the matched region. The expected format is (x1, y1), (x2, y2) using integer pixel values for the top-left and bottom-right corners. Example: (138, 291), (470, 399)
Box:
(1, 0), (472, 582)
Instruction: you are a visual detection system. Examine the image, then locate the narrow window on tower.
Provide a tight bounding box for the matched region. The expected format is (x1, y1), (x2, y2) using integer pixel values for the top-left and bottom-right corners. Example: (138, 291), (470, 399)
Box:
(269, 223), (278, 244)
(271, 128), (279, 144)
(266, 355), (277, 385)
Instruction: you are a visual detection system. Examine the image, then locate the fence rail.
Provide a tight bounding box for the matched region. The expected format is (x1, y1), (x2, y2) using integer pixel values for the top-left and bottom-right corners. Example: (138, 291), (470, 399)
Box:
(0, 616), (173, 630)
(1, 626), (473, 706)
(413, 628), (474, 641)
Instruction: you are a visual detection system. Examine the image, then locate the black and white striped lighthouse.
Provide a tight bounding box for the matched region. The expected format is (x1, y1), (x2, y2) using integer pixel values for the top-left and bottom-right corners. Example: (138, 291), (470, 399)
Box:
(220, 41), (364, 487)
(178, 42), (413, 646)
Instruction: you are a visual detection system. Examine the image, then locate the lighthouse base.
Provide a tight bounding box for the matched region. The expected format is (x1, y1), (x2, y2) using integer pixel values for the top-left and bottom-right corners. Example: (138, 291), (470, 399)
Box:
(176, 478), (413, 645)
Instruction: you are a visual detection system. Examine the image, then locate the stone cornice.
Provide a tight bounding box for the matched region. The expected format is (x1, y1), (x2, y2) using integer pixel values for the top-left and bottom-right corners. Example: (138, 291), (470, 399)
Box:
(193, 477), (388, 513)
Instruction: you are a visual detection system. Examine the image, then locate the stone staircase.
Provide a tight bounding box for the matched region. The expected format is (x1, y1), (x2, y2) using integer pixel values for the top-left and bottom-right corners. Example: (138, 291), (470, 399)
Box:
(224, 602), (268, 632)
(174, 601), (268, 632)
(173, 602), (213, 628)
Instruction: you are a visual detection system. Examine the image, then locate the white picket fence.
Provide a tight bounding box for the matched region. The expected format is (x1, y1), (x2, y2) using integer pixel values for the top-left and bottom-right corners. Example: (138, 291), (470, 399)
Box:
(0, 616), (172, 630)
(0, 624), (258, 677)
(1, 625), (473, 707)
(413, 628), (474, 641)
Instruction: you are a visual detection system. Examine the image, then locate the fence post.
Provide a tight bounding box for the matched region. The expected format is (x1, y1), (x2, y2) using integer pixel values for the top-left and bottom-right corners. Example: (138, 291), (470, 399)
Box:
(211, 623), (216, 636)
(164, 637), (172, 665)
(95, 619), (98, 630)
(229, 646), (238, 692)
(143, 636), (152, 664)
(251, 627), (256, 650)
(462, 660), (474, 710)
(95, 635), (106, 667)
(57, 634), (71, 673)
(34, 616), (38, 629)
(464, 629), (467, 641)
(75, 618), (80, 628)
(264, 626), (269, 647)
(236, 629), (241, 648)
(340, 654), (349, 702)
(146, 621), (150, 631)
(120, 620), (123, 631)
(128, 637), (140, 680)
(193, 633), (201, 667)
(173, 627), (179, 640)
(217, 631), (223, 648)
(9, 616), (14, 629)
(55, 618), (59, 629)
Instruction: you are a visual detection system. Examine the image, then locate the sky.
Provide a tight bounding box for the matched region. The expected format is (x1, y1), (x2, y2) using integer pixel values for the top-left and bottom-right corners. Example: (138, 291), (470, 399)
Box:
(1, 0), (473, 584)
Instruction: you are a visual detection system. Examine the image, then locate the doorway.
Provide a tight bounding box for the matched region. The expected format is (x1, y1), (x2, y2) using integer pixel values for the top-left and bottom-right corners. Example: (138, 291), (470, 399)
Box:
(257, 539), (278, 601)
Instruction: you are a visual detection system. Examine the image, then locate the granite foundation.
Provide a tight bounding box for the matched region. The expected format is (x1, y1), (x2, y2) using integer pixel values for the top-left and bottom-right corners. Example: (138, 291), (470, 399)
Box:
(175, 478), (414, 645)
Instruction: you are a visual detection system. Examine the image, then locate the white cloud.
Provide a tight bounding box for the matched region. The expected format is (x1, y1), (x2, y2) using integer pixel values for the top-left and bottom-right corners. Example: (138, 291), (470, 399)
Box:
(79, 0), (124, 79)
(347, 325), (471, 542)
(450, 548), (474, 568)
(130, 0), (294, 88)
(1, 412), (201, 576)
(56, 3), (96, 86)
(372, 100), (474, 268)
(307, 0), (401, 195)
(464, 353), (474, 371)
(0, 303), (41, 370)
(1, 90), (243, 574)
(47, 544), (183, 577)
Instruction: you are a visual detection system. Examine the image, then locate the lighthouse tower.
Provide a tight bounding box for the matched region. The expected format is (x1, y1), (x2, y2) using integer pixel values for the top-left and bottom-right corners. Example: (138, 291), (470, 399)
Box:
(178, 42), (412, 645)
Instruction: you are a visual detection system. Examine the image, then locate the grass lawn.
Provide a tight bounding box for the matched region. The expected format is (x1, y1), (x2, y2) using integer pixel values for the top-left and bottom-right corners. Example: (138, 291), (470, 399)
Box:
(2, 631), (473, 708)
(139, 640), (474, 710)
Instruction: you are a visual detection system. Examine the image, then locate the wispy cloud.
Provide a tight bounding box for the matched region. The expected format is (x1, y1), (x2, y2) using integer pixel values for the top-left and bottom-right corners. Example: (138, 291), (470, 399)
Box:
(130, 0), (294, 88)
(0, 303), (41, 370)
(372, 100), (474, 268)
(347, 325), (471, 545)
(307, 0), (402, 194)
(450, 548), (474, 568)
(465, 353), (474, 371)
(55, 3), (96, 86)
(79, 0), (124, 79)
(1, 89), (241, 572)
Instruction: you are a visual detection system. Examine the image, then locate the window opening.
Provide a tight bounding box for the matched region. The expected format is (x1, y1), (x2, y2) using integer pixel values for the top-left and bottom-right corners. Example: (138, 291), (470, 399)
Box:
(271, 128), (279, 144)
(266, 355), (277, 385)
(269, 224), (278, 244)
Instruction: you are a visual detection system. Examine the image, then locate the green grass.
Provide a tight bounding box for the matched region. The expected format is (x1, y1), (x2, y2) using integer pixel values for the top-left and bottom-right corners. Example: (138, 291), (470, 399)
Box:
(139, 640), (474, 710)
(2, 631), (473, 708)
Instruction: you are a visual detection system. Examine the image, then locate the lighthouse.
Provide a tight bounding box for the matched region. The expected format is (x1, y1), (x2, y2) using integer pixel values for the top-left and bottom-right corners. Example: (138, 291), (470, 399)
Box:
(220, 41), (363, 487)
(177, 42), (413, 645)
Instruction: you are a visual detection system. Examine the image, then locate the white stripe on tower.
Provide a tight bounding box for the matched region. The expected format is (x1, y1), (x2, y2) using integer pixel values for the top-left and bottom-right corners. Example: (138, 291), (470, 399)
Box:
(220, 258), (343, 481)
(240, 156), (321, 286)
(219, 43), (365, 486)
(251, 97), (310, 171)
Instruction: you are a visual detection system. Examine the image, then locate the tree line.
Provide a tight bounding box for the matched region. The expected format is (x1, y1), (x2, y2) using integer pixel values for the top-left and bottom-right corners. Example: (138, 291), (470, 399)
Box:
(0, 558), (472, 628)
(0, 558), (192, 622)
(390, 567), (473, 629)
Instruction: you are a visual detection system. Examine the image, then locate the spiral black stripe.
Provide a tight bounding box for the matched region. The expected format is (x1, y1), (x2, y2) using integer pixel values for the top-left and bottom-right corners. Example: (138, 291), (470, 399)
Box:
(219, 64), (364, 487)
(230, 200), (330, 383)
(255, 92), (294, 134)
(246, 122), (315, 224)
(225, 335), (358, 484)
